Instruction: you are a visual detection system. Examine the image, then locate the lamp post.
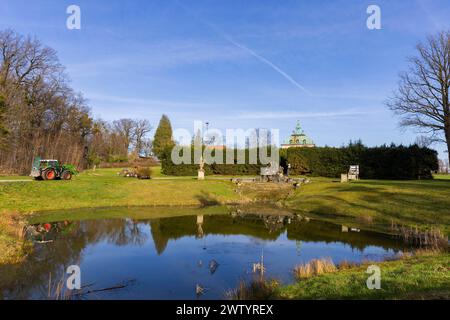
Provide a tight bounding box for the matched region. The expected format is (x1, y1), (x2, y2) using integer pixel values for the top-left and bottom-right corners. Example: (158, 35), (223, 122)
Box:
(205, 122), (210, 146)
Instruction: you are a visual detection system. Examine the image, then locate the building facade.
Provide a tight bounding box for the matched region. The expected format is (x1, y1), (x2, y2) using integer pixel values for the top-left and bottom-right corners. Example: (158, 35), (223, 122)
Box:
(281, 121), (315, 149)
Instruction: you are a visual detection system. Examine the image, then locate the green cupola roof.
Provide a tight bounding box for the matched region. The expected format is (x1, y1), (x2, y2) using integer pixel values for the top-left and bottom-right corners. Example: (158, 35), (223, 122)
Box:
(283, 120), (315, 146)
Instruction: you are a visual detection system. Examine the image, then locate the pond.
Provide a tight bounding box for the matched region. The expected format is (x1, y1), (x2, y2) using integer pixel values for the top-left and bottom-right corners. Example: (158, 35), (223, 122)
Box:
(1, 206), (410, 300)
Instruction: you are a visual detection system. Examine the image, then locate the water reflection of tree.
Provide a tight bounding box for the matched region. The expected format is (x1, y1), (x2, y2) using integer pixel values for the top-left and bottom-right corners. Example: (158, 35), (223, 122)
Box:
(0, 219), (149, 299)
(285, 221), (405, 252)
(149, 215), (289, 255)
(149, 214), (407, 255)
(104, 219), (148, 247)
(150, 220), (169, 255)
(1, 214), (408, 299)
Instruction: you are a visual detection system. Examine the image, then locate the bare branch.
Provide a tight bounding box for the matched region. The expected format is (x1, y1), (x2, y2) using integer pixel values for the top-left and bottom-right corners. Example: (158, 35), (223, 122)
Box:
(387, 30), (450, 162)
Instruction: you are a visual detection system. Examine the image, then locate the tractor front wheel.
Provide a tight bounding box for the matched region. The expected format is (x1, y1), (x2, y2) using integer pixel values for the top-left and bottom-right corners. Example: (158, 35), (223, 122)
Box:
(44, 169), (56, 181)
(61, 171), (72, 181)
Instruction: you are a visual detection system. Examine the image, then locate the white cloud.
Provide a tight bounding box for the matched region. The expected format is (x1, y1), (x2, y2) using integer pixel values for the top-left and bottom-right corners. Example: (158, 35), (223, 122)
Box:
(230, 109), (380, 120)
(66, 39), (247, 77)
(86, 93), (223, 110)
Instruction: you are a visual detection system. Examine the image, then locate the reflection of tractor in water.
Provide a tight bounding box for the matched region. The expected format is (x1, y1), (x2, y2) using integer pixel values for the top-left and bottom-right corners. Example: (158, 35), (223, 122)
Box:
(24, 220), (74, 243)
(30, 157), (77, 181)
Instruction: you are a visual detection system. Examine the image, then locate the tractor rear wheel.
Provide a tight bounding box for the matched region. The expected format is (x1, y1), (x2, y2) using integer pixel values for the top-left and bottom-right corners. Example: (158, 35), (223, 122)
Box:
(61, 171), (72, 180)
(44, 169), (56, 181)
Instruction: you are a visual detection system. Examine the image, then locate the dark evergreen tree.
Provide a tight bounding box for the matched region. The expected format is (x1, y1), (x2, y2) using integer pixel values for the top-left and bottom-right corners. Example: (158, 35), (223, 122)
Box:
(153, 115), (175, 159)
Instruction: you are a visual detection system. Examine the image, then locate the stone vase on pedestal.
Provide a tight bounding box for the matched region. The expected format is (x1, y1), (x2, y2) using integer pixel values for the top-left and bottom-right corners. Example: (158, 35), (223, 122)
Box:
(198, 169), (205, 180)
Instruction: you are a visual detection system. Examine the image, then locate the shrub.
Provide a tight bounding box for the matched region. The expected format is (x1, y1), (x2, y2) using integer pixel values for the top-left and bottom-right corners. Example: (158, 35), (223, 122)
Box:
(294, 258), (337, 279)
(161, 146), (277, 176)
(226, 279), (279, 300)
(161, 142), (438, 180)
(359, 144), (438, 179)
(337, 260), (360, 270)
(106, 155), (129, 163)
(136, 166), (152, 179)
(98, 158), (159, 169)
(287, 143), (438, 180)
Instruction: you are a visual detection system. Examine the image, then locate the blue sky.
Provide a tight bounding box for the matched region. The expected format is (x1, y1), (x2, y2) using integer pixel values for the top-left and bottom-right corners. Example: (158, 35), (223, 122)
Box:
(1, 0), (450, 157)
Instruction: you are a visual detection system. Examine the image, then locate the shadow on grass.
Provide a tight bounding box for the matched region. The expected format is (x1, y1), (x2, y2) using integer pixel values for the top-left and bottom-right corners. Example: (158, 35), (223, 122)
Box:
(195, 191), (220, 207)
(290, 181), (450, 234)
(359, 179), (450, 191)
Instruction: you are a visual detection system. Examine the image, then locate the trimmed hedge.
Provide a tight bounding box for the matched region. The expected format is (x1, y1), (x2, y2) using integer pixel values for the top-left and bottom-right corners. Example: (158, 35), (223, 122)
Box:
(160, 146), (276, 176)
(161, 163), (262, 176)
(161, 143), (438, 180)
(287, 143), (438, 180)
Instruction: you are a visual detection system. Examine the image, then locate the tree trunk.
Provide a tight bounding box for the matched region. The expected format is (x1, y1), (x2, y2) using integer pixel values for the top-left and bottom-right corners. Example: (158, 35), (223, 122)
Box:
(446, 125), (450, 167)
(447, 137), (450, 168)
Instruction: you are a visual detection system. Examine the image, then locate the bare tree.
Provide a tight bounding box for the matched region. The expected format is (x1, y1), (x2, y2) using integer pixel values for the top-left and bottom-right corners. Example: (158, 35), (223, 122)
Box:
(0, 95), (7, 149)
(113, 118), (135, 154)
(0, 29), (92, 173)
(438, 158), (449, 173)
(133, 119), (152, 156)
(414, 135), (434, 148)
(141, 138), (153, 158)
(0, 30), (162, 172)
(388, 30), (450, 163)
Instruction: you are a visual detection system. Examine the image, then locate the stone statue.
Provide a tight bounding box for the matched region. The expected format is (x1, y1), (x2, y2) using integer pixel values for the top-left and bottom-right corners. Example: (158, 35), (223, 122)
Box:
(199, 156), (205, 171)
(198, 156), (205, 180)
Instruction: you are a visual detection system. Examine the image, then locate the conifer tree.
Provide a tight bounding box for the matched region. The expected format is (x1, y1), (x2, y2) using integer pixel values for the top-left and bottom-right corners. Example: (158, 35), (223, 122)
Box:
(153, 115), (175, 159)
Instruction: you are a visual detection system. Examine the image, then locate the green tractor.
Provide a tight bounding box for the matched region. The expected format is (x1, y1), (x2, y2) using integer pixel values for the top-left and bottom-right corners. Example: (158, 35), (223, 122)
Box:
(30, 157), (78, 181)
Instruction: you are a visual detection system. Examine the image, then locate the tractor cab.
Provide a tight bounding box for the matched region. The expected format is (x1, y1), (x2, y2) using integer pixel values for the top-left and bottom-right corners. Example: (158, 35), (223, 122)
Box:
(40, 159), (61, 170)
(30, 156), (76, 181)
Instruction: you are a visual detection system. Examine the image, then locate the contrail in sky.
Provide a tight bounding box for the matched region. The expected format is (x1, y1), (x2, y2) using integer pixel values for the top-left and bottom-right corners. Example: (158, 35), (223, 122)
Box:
(176, 1), (310, 95)
(222, 35), (310, 94)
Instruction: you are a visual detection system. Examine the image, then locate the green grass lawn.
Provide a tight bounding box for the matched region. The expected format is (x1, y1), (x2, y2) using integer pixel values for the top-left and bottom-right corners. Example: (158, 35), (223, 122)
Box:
(284, 177), (450, 235)
(277, 252), (450, 300)
(435, 174), (450, 180)
(279, 175), (450, 299)
(0, 167), (249, 264)
(0, 176), (31, 181)
(2, 169), (450, 234)
(1, 169), (449, 298)
(0, 167), (249, 213)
